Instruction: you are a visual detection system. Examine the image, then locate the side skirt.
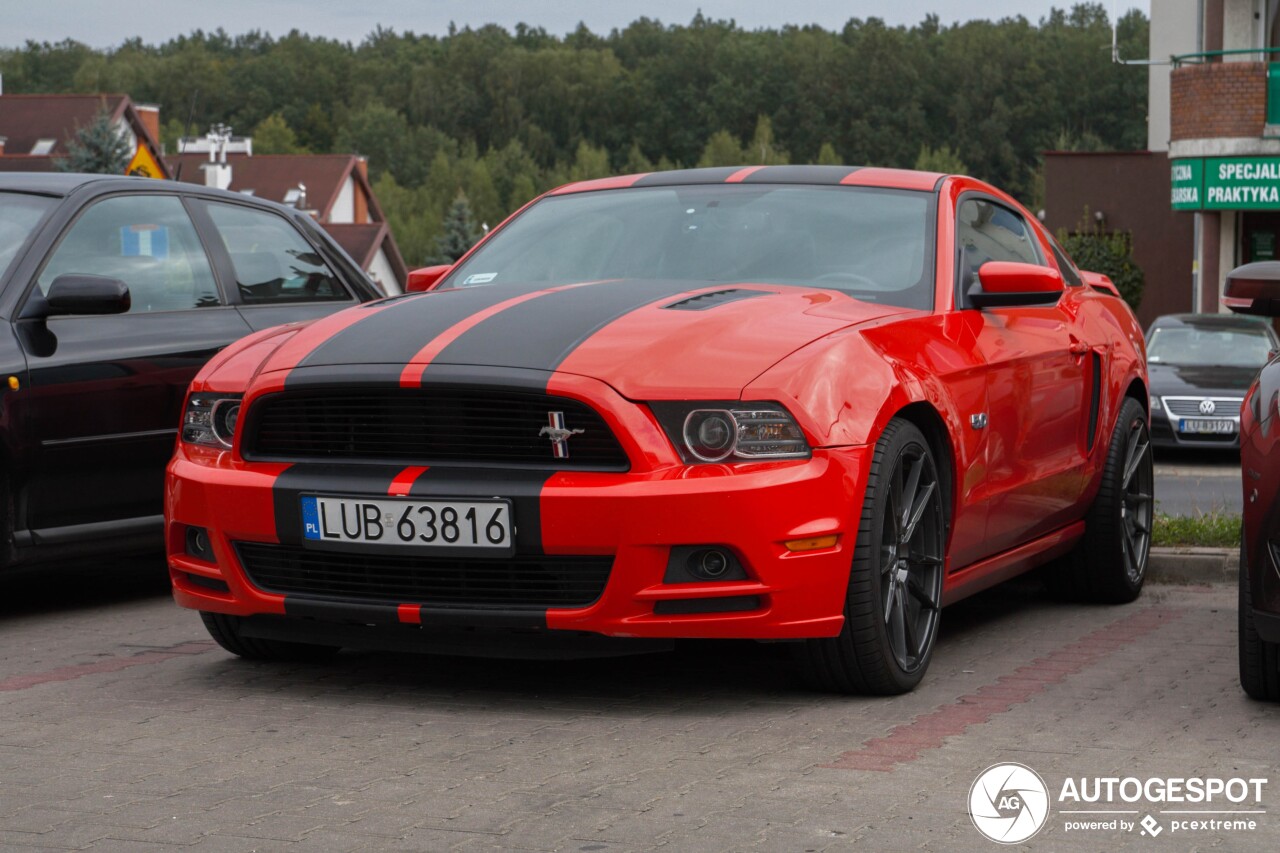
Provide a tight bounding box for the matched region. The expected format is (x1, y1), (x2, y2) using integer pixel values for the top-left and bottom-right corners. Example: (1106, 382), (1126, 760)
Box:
(941, 521), (1086, 607)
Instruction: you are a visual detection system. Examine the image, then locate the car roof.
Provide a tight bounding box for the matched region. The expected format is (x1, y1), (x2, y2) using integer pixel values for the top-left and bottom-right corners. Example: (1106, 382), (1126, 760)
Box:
(0, 172), (130, 195)
(551, 165), (949, 195)
(1148, 312), (1271, 332)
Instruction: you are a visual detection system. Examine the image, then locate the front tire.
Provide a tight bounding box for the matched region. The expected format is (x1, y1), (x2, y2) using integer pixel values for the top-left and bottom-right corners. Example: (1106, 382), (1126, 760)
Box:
(796, 419), (946, 695)
(1239, 534), (1280, 701)
(200, 612), (340, 662)
(1052, 396), (1152, 603)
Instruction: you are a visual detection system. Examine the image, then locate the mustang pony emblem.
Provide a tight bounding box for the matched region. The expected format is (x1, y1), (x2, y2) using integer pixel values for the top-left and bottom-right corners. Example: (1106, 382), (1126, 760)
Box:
(540, 412), (585, 459)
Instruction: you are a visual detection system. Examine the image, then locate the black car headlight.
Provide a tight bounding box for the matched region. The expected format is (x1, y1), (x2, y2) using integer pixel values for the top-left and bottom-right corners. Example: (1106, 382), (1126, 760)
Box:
(650, 402), (811, 463)
(182, 393), (243, 449)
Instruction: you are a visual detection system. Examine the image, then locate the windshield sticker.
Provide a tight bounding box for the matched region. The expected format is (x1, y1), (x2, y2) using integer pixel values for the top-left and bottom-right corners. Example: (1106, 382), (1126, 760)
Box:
(463, 273), (498, 285)
(120, 224), (169, 260)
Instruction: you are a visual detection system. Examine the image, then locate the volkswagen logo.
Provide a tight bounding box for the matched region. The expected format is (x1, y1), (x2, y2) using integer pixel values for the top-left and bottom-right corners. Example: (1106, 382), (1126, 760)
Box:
(1199, 399), (1216, 415)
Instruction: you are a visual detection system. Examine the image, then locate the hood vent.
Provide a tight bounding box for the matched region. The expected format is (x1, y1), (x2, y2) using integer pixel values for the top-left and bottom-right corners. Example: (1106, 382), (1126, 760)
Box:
(663, 289), (769, 311)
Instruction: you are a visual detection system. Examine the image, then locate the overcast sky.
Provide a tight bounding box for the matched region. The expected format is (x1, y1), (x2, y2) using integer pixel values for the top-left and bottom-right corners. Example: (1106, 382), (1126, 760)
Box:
(6, 1), (1150, 48)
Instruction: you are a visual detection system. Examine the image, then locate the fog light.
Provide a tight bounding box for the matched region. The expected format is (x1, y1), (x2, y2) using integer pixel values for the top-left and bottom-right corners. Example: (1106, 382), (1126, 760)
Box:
(185, 526), (214, 562)
(688, 548), (730, 579)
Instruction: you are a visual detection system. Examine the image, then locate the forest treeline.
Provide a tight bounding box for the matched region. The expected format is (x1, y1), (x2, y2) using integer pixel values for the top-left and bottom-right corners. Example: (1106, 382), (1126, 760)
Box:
(1, 3), (1148, 266)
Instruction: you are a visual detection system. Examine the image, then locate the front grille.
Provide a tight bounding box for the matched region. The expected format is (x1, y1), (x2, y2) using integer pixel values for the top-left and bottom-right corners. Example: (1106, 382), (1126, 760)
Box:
(1161, 396), (1243, 418)
(236, 542), (612, 609)
(243, 388), (629, 470)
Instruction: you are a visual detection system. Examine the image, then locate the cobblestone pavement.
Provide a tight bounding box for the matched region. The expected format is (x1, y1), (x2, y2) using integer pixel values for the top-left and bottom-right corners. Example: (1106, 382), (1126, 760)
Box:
(0, 562), (1276, 852)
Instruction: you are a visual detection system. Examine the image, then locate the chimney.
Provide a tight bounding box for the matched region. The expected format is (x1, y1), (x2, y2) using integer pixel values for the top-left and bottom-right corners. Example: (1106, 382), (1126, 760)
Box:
(135, 103), (161, 148)
(202, 124), (233, 191)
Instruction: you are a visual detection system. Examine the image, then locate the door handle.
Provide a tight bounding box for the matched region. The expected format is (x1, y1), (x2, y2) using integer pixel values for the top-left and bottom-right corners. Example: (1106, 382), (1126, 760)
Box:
(1069, 341), (1090, 356)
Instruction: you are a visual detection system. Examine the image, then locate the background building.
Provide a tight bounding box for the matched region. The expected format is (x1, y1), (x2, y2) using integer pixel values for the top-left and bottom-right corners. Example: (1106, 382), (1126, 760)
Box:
(1046, 0), (1280, 323)
(0, 93), (166, 178)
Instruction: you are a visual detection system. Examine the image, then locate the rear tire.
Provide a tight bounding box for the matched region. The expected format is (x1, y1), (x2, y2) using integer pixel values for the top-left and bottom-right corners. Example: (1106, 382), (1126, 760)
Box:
(1050, 396), (1152, 603)
(1239, 534), (1280, 701)
(795, 419), (946, 695)
(200, 612), (340, 662)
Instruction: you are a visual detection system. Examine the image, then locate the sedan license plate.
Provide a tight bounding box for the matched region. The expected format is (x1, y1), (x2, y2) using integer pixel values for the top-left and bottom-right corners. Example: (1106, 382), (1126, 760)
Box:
(1178, 418), (1236, 435)
(301, 496), (513, 553)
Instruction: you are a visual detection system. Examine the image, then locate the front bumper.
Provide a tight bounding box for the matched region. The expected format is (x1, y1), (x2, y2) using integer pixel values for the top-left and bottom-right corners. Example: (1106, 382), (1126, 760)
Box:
(166, 444), (869, 642)
(1149, 406), (1241, 449)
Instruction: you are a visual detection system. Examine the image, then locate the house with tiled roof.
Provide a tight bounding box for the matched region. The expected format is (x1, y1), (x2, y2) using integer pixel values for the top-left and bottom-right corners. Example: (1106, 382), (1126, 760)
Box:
(168, 145), (406, 293)
(0, 93), (167, 178)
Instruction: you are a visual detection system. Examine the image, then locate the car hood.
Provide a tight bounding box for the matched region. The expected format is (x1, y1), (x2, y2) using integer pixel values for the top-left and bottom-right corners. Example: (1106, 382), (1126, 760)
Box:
(1148, 362), (1262, 398)
(271, 280), (914, 399)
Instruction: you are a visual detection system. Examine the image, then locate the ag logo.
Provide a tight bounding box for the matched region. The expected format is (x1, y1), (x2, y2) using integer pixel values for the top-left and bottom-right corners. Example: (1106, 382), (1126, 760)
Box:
(969, 763), (1051, 844)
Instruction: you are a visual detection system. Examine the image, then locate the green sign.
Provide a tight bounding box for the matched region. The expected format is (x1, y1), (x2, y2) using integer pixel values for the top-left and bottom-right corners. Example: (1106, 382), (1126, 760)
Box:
(1205, 157), (1280, 209)
(1170, 157), (1280, 210)
(1171, 159), (1202, 209)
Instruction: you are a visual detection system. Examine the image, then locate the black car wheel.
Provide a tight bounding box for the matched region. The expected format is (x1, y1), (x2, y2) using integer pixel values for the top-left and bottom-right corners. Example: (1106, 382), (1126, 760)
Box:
(1239, 534), (1280, 701)
(1051, 396), (1152, 603)
(201, 612), (340, 662)
(796, 419), (945, 694)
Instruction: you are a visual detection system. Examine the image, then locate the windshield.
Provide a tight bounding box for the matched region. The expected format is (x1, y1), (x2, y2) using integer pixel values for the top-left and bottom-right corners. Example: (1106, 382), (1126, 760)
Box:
(0, 193), (55, 285)
(442, 185), (936, 310)
(1147, 324), (1274, 368)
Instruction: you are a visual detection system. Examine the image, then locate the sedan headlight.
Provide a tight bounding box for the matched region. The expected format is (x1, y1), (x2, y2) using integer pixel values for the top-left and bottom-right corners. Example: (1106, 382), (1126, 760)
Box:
(650, 402), (810, 463)
(182, 393), (243, 449)
(1149, 394), (1162, 413)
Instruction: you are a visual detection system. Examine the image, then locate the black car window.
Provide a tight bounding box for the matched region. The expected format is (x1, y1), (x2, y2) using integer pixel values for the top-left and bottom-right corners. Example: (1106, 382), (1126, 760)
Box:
(37, 195), (221, 313)
(1147, 324), (1274, 367)
(204, 202), (350, 304)
(1047, 237), (1084, 287)
(0, 193), (55, 285)
(955, 197), (1044, 294)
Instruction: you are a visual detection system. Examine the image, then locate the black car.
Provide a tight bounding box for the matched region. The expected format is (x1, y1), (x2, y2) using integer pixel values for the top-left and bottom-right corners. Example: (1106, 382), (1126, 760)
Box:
(1145, 313), (1280, 450)
(0, 173), (383, 570)
(1223, 263), (1280, 700)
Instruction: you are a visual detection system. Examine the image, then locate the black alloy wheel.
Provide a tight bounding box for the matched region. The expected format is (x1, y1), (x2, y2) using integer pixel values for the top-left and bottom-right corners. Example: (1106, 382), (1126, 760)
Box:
(796, 418), (946, 694)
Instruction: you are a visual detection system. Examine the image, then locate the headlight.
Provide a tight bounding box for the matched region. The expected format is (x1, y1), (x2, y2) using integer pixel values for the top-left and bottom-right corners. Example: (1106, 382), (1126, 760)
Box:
(651, 402), (810, 463)
(1149, 395), (1162, 413)
(182, 393), (243, 449)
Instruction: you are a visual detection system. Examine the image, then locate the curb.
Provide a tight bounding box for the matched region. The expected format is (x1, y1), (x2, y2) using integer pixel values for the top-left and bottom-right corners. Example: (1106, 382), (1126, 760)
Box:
(1149, 546), (1238, 585)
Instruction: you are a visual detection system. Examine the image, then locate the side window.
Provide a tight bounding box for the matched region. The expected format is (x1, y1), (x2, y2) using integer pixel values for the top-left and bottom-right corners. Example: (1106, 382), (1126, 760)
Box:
(955, 198), (1043, 293)
(37, 195), (221, 313)
(204, 203), (351, 304)
(1047, 237), (1084, 287)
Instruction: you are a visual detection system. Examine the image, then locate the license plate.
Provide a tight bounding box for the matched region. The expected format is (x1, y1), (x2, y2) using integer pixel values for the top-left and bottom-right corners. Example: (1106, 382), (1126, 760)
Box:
(301, 496), (513, 553)
(1178, 418), (1236, 434)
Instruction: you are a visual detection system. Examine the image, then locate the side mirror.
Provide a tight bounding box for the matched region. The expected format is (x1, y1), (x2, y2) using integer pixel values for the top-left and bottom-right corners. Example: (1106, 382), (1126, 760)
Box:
(968, 261), (1064, 309)
(45, 274), (131, 316)
(406, 264), (452, 292)
(1224, 261), (1280, 317)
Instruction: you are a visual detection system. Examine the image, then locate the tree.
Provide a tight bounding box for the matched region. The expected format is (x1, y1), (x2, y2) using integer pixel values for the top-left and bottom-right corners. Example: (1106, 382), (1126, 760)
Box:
(914, 144), (968, 175)
(814, 142), (842, 165)
(252, 112), (305, 154)
(697, 130), (744, 167)
(745, 115), (788, 165)
(434, 192), (480, 263)
(56, 108), (131, 174)
(1058, 211), (1145, 311)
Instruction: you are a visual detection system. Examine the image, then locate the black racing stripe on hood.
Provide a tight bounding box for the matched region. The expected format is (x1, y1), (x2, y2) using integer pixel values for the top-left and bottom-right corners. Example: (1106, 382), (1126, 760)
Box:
(287, 286), (536, 382)
(419, 279), (706, 382)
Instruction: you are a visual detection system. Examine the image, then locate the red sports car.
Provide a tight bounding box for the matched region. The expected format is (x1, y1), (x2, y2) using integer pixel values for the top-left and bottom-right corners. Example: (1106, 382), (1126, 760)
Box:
(166, 165), (1152, 694)
(1224, 262), (1280, 701)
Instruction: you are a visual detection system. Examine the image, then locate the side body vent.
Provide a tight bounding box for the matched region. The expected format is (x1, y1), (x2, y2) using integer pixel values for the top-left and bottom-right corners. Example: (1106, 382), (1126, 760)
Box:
(663, 289), (769, 311)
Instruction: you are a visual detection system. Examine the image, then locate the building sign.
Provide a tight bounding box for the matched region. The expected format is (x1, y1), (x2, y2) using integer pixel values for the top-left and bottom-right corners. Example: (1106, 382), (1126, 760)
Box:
(1171, 157), (1280, 210)
(1171, 159), (1202, 209)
